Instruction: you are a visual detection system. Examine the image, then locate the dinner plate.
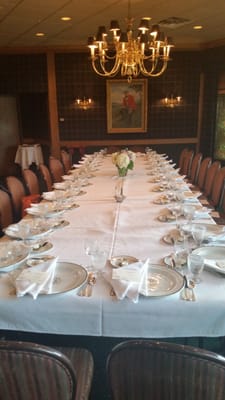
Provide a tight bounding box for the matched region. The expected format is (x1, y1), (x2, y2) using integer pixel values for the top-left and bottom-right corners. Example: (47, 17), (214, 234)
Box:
(4, 223), (52, 240)
(110, 255), (139, 268)
(192, 246), (225, 275)
(0, 242), (29, 272)
(139, 264), (184, 297)
(26, 207), (65, 218)
(26, 261), (88, 294)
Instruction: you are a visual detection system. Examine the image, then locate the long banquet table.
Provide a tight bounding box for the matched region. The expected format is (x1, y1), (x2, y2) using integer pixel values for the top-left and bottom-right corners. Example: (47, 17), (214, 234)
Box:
(1, 153), (225, 340)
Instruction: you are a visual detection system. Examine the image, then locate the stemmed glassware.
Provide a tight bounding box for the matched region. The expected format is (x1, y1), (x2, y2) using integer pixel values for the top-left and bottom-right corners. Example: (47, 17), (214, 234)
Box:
(84, 239), (107, 275)
(191, 225), (206, 248)
(18, 220), (31, 245)
(187, 253), (204, 284)
(183, 205), (196, 223)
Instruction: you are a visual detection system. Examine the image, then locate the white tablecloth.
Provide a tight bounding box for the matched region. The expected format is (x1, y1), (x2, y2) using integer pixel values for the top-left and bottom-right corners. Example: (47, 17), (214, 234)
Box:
(15, 144), (44, 169)
(1, 154), (225, 338)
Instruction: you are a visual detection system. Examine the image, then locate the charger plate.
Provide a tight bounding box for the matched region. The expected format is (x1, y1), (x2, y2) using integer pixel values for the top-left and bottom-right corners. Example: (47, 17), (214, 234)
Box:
(139, 264), (184, 297)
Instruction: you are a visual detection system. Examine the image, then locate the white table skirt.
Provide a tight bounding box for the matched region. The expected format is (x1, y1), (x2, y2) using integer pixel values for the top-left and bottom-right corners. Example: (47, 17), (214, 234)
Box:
(0, 154), (225, 338)
(15, 144), (44, 169)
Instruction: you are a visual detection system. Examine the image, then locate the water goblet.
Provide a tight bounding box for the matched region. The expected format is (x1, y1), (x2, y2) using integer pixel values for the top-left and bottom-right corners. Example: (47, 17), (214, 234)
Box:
(183, 205), (196, 223)
(18, 220), (31, 246)
(191, 225), (206, 248)
(187, 253), (204, 284)
(84, 239), (107, 275)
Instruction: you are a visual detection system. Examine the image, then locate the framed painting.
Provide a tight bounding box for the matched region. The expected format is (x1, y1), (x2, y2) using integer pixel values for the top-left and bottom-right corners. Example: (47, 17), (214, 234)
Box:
(106, 79), (147, 133)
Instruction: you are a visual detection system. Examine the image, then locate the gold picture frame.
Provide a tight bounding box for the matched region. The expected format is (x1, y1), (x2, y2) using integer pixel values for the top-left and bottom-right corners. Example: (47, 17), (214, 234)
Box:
(106, 79), (147, 133)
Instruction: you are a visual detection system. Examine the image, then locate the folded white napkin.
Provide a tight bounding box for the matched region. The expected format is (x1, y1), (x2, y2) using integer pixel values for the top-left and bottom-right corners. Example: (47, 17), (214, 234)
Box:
(104, 259), (149, 303)
(14, 257), (58, 299)
(204, 258), (225, 270)
(194, 210), (210, 219)
(208, 232), (225, 242)
(183, 191), (201, 203)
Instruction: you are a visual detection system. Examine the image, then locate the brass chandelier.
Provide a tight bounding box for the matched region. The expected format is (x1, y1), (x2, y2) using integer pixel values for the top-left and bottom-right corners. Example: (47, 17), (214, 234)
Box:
(87, 0), (174, 82)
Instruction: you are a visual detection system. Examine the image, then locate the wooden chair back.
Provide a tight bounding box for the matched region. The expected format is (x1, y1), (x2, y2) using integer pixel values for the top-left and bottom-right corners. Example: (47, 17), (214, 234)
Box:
(107, 340), (225, 400)
(6, 176), (26, 222)
(22, 169), (40, 195)
(203, 160), (221, 198)
(39, 164), (53, 192)
(196, 157), (212, 190)
(49, 156), (64, 183)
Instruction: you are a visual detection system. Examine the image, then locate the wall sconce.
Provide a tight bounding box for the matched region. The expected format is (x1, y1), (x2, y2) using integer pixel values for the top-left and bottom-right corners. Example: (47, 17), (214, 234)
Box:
(162, 95), (182, 108)
(75, 97), (93, 110)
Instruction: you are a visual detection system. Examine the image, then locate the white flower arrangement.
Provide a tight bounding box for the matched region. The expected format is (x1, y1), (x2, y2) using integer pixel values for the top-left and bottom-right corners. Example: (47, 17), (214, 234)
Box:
(112, 149), (136, 177)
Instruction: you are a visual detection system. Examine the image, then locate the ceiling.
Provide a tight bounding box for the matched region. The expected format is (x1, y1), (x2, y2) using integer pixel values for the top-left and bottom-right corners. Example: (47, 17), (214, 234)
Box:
(0, 0), (225, 50)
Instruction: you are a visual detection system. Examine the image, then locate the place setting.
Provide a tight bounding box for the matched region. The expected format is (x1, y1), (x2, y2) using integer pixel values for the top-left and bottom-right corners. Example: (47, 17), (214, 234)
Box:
(7, 256), (88, 299)
(104, 257), (185, 301)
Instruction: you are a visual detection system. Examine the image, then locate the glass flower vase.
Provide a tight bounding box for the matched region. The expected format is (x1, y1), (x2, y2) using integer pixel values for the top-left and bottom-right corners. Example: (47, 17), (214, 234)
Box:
(115, 177), (125, 202)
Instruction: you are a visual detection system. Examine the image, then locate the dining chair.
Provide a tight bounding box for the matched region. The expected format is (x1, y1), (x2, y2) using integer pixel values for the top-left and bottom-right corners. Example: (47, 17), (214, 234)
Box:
(107, 339), (225, 400)
(180, 149), (194, 177)
(0, 340), (94, 400)
(188, 152), (202, 184)
(6, 176), (26, 222)
(39, 163), (53, 191)
(0, 188), (14, 233)
(49, 156), (64, 183)
(61, 149), (72, 174)
(193, 156), (212, 191)
(202, 160), (221, 198)
(209, 166), (225, 209)
(178, 147), (188, 173)
(22, 168), (41, 195)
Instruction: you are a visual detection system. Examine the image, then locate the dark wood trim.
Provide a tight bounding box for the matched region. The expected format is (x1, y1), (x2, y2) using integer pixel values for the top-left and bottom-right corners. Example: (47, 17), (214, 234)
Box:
(196, 72), (204, 152)
(47, 51), (60, 158)
(60, 137), (198, 148)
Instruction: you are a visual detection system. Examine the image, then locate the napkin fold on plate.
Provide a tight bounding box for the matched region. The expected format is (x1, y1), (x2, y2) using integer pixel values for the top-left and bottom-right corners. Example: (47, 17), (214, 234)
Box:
(104, 258), (149, 303)
(204, 258), (225, 270)
(207, 232), (225, 242)
(13, 256), (58, 299)
(194, 209), (211, 219)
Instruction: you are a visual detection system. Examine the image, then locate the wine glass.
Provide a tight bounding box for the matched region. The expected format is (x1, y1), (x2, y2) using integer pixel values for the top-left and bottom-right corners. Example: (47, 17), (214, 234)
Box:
(191, 225), (206, 248)
(187, 253), (204, 284)
(84, 239), (107, 275)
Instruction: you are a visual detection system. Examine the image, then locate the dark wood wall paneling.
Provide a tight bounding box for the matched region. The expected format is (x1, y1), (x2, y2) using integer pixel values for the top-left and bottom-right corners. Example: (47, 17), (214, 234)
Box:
(0, 54), (48, 141)
(201, 46), (225, 158)
(0, 48), (224, 158)
(55, 51), (201, 141)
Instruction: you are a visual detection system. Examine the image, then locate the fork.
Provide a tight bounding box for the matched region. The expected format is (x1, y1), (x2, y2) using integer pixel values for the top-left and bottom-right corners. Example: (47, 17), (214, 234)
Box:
(180, 275), (196, 301)
(78, 272), (96, 297)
